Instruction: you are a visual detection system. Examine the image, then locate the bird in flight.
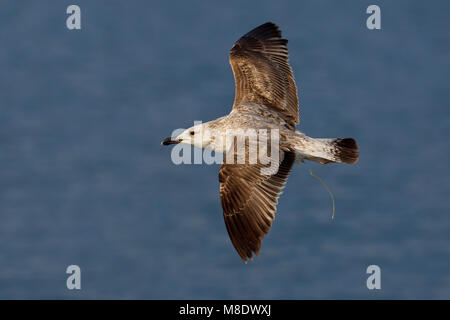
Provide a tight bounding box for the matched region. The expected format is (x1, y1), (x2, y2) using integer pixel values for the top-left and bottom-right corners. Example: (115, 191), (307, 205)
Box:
(162, 22), (359, 263)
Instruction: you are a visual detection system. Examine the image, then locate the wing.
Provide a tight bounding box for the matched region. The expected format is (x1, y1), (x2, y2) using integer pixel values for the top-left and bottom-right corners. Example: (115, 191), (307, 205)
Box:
(219, 151), (295, 262)
(229, 22), (299, 128)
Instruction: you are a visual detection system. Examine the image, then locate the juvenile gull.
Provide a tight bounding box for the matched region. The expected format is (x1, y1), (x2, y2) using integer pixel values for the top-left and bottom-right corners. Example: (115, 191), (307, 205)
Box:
(162, 22), (359, 263)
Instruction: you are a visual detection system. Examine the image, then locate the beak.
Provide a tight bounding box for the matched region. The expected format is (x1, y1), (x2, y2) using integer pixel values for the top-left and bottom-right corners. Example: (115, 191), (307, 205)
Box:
(161, 137), (181, 146)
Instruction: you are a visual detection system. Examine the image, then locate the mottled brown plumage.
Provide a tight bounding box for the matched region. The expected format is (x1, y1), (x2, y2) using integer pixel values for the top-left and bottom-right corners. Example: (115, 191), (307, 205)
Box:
(161, 22), (359, 263)
(220, 22), (300, 262)
(229, 22), (299, 129)
(219, 151), (295, 262)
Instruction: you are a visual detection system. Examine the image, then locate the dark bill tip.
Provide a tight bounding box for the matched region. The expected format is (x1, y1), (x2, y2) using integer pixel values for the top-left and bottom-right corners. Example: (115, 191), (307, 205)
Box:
(161, 137), (181, 146)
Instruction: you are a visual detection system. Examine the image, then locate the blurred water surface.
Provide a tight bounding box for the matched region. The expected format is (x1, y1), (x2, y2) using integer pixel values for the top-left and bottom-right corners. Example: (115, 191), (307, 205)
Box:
(0, 0), (449, 298)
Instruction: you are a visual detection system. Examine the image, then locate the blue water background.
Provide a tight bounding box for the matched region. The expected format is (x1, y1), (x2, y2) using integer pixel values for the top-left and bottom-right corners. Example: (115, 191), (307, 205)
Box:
(0, 0), (449, 298)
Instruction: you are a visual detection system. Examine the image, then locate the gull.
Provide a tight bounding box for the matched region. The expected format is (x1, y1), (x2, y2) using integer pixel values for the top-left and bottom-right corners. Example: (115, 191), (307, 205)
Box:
(161, 22), (359, 263)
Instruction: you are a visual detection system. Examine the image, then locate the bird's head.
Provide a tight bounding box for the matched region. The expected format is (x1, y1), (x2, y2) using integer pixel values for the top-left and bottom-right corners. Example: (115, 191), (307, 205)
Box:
(161, 122), (216, 150)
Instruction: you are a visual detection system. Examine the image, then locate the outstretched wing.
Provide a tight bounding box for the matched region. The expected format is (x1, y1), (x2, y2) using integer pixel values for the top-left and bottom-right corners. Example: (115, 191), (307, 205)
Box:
(229, 22), (299, 128)
(219, 151), (295, 262)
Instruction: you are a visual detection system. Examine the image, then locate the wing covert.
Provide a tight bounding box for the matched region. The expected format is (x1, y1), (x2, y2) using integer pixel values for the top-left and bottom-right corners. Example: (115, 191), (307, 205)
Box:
(229, 22), (299, 127)
(219, 151), (295, 262)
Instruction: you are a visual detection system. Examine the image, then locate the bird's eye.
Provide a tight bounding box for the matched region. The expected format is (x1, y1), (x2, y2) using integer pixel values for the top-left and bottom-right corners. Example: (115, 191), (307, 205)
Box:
(190, 131), (195, 136)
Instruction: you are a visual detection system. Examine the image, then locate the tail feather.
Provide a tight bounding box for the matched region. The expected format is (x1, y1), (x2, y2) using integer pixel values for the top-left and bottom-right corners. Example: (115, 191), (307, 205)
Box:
(298, 137), (359, 164)
(330, 138), (359, 164)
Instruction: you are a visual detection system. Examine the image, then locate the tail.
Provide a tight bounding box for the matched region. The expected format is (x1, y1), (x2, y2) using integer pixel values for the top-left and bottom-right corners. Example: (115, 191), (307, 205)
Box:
(298, 137), (359, 164)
